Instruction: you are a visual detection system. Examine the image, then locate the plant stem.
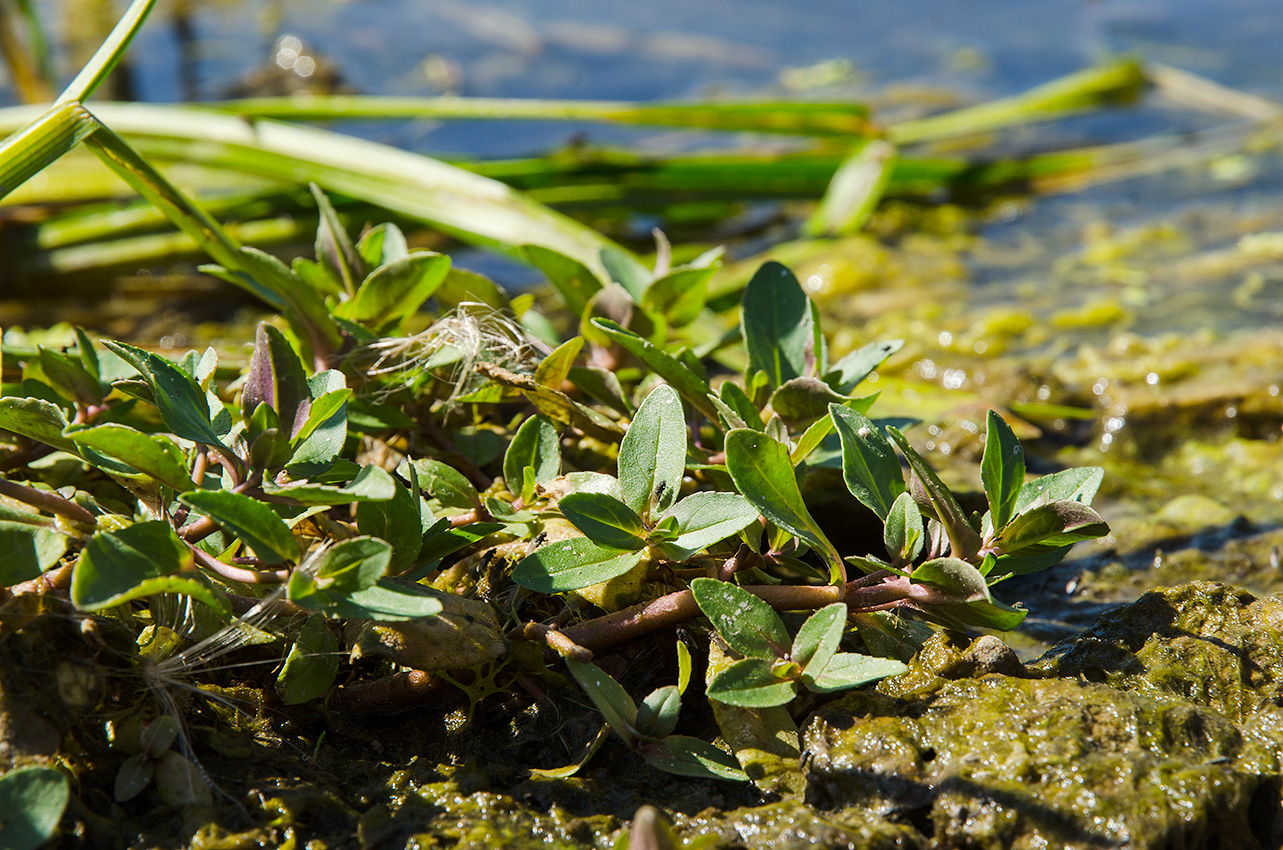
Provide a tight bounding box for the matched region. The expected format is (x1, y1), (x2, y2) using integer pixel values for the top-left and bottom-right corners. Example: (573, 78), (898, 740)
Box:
(189, 544), (288, 584)
(563, 583), (844, 652)
(0, 477), (95, 526)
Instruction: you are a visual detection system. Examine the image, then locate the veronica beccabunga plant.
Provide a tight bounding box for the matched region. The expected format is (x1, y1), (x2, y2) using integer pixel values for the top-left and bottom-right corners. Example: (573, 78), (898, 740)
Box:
(0, 194), (1108, 791)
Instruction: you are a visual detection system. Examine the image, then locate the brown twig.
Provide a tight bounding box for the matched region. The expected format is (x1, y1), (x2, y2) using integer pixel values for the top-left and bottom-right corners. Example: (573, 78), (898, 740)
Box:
(519, 622), (593, 661)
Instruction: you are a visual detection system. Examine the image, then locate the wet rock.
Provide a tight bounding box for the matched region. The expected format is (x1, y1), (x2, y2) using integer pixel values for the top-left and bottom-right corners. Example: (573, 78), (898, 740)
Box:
(1032, 581), (1283, 723)
(348, 590), (505, 672)
(675, 798), (921, 850)
(803, 677), (1281, 850)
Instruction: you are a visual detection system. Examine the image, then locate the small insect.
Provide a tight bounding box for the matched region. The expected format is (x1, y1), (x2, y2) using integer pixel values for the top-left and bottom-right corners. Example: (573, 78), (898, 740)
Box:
(653, 481), (667, 503)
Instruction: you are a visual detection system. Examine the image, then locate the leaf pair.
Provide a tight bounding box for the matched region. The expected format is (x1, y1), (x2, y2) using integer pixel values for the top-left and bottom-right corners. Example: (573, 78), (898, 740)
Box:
(691, 578), (906, 707)
(513, 385), (759, 593)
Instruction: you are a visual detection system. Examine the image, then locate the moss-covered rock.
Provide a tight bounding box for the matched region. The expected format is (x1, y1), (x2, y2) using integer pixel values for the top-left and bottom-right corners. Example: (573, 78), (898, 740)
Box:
(803, 677), (1280, 850)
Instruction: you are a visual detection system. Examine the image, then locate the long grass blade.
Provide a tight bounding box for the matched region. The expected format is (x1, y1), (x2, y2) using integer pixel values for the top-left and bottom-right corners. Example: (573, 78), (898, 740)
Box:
(888, 57), (1146, 145)
(55, 0), (159, 105)
(805, 139), (896, 237)
(212, 95), (877, 137)
(58, 104), (640, 279)
(79, 122), (245, 271)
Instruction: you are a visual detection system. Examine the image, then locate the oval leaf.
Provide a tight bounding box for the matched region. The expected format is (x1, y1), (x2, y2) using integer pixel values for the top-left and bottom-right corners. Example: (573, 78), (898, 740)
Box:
(565, 656), (638, 747)
(790, 602), (848, 675)
(690, 577), (790, 660)
(981, 410), (1025, 531)
(618, 384), (686, 517)
(741, 261), (813, 389)
(0, 766), (69, 850)
(179, 490), (297, 563)
(830, 404), (904, 520)
(706, 657), (796, 708)
(512, 537), (646, 592)
(70, 424), (195, 492)
(723, 429), (843, 583)
(658, 491), (760, 560)
(558, 492), (647, 550)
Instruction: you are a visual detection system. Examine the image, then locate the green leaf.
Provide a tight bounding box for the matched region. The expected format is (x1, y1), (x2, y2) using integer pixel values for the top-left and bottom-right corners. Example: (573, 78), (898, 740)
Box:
(289, 387), (352, 449)
(565, 656), (638, 747)
(558, 492), (647, 550)
(522, 244), (603, 317)
(512, 537), (646, 593)
(418, 521), (504, 566)
(38, 346), (102, 407)
(311, 183), (362, 293)
(590, 319), (719, 421)
(989, 501), (1109, 555)
(534, 336), (583, 389)
(656, 492), (759, 560)
(723, 429), (843, 583)
(503, 415), (560, 500)
(883, 491), (924, 564)
(618, 384), (686, 518)
(342, 252), (450, 328)
(264, 464), (397, 505)
(718, 381), (765, 431)
(791, 603), (847, 676)
(356, 478), (425, 574)
(886, 426), (982, 561)
(646, 736), (748, 782)
(642, 265), (713, 327)
(706, 657), (796, 708)
(790, 393), (878, 465)
(0, 396), (76, 453)
(634, 685), (681, 740)
(241, 322), (311, 432)
(326, 578), (444, 621)
(287, 372), (350, 474)
(566, 365), (631, 416)
(741, 261), (813, 389)
(981, 410), (1025, 531)
(769, 377), (849, 430)
(830, 405), (904, 520)
(824, 340), (903, 394)
(69, 424), (195, 492)
(103, 341), (229, 450)
(0, 766), (69, 850)
(677, 640), (692, 694)
(289, 537), (391, 610)
(690, 578), (790, 661)
(71, 521), (228, 615)
(179, 490), (297, 563)
(805, 652), (907, 693)
(601, 246), (650, 302)
(276, 616), (340, 705)
(406, 458), (480, 510)
(356, 221), (409, 268)
(1015, 466), (1105, 513)
(911, 557), (991, 600)
(212, 247), (342, 356)
(0, 522), (68, 587)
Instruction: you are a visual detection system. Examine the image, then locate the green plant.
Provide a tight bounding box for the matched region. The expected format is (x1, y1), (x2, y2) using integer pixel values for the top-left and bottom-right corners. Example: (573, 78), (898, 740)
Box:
(0, 0), (1113, 811)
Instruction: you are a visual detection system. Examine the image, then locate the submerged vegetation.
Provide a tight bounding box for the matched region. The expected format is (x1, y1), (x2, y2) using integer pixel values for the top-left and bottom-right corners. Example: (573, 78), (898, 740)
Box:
(2, 0), (1282, 847)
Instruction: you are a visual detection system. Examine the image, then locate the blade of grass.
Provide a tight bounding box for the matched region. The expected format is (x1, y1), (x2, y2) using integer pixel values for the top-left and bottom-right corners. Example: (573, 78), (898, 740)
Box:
(211, 95), (878, 137)
(61, 103), (640, 280)
(888, 57), (1146, 145)
(805, 139), (895, 237)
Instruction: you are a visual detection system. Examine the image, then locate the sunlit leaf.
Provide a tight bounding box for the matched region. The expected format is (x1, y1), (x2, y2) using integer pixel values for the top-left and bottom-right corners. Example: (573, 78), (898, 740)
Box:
(558, 492), (647, 551)
(706, 658), (795, 708)
(981, 410), (1025, 531)
(179, 490), (297, 563)
(830, 404), (903, 520)
(741, 262), (813, 389)
(618, 384), (686, 518)
(512, 537), (647, 592)
(690, 577), (789, 661)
